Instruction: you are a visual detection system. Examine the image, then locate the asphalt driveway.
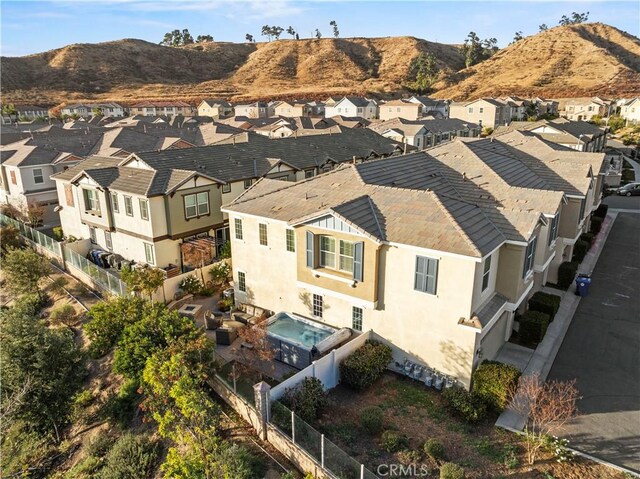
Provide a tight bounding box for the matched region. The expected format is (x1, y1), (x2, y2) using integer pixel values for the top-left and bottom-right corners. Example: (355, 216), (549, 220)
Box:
(548, 212), (640, 472)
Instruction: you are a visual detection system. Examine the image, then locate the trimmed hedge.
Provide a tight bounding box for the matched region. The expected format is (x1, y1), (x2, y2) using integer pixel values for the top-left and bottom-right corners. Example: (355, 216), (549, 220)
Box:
(442, 386), (488, 423)
(528, 291), (561, 322)
(579, 232), (595, 248)
(558, 261), (578, 290)
(340, 340), (392, 390)
(572, 239), (589, 263)
(519, 310), (550, 344)
(594, 204), (608, 219)
(471, 360), (521, 412)
(590, 216), (603, 235)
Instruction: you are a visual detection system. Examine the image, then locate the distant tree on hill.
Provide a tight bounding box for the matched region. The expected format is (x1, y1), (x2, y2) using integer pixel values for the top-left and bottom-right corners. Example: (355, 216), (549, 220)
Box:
(181, 29), (194, 45)
(408, 52), (439, 94)
(559, 11), (589, 25)
(286, 26), (296, 38)
(510, 31), (524, 45)
(330, 20), (339, 38)
(245, 33), (254, 43)
(539, 24), (548, 32)
(271, 26), (284, 40)
(315, 28), (322, 39)
(196, 34), (213, 43)
(261, 25), (272, 41)
(459, 32), (498, 68)
(161, 29), (183, 47)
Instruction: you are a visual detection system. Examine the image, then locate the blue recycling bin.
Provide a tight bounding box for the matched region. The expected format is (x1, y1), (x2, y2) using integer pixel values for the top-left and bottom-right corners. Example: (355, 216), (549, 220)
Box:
(575, 274), (592, 296)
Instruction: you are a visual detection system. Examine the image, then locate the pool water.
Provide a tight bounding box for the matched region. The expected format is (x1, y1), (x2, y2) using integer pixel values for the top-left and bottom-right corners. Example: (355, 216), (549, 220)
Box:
(268, 313), (333, 348)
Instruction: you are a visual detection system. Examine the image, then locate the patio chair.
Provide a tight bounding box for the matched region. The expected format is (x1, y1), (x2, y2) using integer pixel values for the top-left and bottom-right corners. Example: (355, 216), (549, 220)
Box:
(204, 310), (222, 330)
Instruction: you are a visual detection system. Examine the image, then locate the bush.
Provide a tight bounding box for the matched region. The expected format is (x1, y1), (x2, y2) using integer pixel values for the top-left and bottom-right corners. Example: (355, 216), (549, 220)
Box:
(214, 442), (266, 479)
(424, 438), (446, 460)
(179, 275), (202, 295)
(558, 261), (578, 290)
(572, 239), (589, 263)
(527, 291), (561, 322)
(281, 377), (327, 422)
(442, 386), (487, 423)
(360, 406), (384, 434)
(594, 204), (608, 219)
(50, 303), (77, 326)
(440, 462), (465, 479)
(97, 433), (161, 479)
(217, 297), (234, 312)
(209, 261), (231, 288)
(380, 430), (409, 452)
(340, 340), (392, 390)
(518, 311), (550, 345)
(472, 360), (522, 412)
(590, 216), (603, 235)
(579, 232), (594, 248)
(101, 379), (142, 428)
(52, 226), (64, 241)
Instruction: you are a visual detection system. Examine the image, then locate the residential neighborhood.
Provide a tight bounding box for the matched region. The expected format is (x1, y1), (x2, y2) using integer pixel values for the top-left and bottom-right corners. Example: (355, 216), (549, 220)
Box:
(1, 4), (639, 479)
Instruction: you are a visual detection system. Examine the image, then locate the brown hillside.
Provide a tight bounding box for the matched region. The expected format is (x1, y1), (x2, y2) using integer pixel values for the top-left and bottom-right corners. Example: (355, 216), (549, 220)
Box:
(0, 36), (464, 105)
(433, 23), (640, 100)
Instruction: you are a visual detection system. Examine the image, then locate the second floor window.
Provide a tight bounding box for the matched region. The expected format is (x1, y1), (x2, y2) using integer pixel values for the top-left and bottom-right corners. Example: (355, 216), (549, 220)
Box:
(222, 183), (231, 193)
(319, 236), (336, 268)
(124, 196), (133, 216)
(32, 168), (44, 184)
(304, 169), (315, 179)
(259, 223), (268, 246)
(286, 229), (295, 252)
(414, 255), (438, 295)
(482, 255), (492, 292)
(234, 218), (243, 240)
(548, 214), (559, 245)
(184, 192), (209, 219)
(339, 240), (355, 273)
(523, 237), (537, 278)
(139, 199), (149, 220)
(83, 189), (100, 213)
(244, 179), (252, 189)
(110, 192), (119, 213)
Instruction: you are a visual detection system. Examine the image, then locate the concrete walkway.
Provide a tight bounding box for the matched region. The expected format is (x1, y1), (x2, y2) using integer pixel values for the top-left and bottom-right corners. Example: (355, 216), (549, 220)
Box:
(496, 212), (618, 431)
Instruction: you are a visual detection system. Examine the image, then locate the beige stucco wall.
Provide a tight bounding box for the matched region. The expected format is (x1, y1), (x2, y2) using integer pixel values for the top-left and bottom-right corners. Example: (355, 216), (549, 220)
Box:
(450, 101), (504, 129)
(167, 180), (223, 238)
(495, 243), (528, 303)
(379, 105), (421, 121)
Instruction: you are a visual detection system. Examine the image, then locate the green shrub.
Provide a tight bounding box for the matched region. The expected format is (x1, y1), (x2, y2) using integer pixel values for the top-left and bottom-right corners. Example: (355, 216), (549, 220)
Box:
(52, 226), (64, 241)
(97, 433), (160, 479)
(424, 438), (446, 460)
(178, 275), (202, 295)
(594, 204), (608, 219)
(209, 261), (231, 288)
(214, 442), (266, 479)
(281, 377), (327, 422)
(527, 291), (561, 322)
(360, 406), (384, 434)
(442, 386), (487, 423)
(440, 462), (465, 479)
(340, 340), (392, 390)
(558, 261), (578, 290)
(580, 232), (594, 248)
(86, 434), (116, 458)
(101, 379), (141, 428)
(590, 216), (603, 235)
(50, 303), (77, 326)
(572, 240), (589, 263)
(472, 360), (521, 412)
(518, 311), (550, 345)
(380, 430), (409, 452)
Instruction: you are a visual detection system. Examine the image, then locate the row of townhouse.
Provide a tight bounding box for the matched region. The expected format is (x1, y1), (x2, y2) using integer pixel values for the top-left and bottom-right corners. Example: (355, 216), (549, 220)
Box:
(50, 129), (408, 272)
(449, 97), (559, 129)
(559, 97), (615, 122)
(62, 103), (126, 118)
(368, 117), (480, 149)
(222, 130), (605, 388)
(1, 105), (50, 124)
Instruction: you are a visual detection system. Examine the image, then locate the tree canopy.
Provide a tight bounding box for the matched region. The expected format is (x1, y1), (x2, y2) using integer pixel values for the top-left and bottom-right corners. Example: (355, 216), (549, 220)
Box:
(120, 264), (164, 300)
(261, 25), (284, 41)
(459, 32), (498, 68)
(160, 29), (213, 46)
(559, 11), (589, 25)
(408, 52), (440, 94)
(2, 247), (50, 299)
(330, 20), (339, 38)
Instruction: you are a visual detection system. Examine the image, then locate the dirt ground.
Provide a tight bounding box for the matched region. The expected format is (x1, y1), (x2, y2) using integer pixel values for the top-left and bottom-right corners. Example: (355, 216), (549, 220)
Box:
(314, 373), (627, 479)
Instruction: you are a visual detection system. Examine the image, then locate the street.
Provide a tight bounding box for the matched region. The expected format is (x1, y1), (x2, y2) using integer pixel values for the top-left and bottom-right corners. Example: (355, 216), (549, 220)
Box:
(548, 212), (640, 472)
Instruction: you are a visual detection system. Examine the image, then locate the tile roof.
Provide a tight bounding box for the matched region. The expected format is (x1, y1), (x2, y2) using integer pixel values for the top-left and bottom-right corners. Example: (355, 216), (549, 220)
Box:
(474, 293), (509, 327)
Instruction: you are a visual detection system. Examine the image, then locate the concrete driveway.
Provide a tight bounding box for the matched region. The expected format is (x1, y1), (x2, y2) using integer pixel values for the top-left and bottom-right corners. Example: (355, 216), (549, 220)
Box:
(548, 213), (640, 473)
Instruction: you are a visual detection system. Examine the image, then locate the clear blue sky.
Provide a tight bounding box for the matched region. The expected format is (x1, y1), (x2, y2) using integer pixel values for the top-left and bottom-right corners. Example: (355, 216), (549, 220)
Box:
(1, 0), (638, 57)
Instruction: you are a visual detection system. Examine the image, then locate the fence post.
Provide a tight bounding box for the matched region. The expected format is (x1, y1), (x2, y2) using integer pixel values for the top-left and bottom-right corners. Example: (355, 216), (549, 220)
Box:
(252, 381), (270, 441)
(291, 410), (296, 443)
(361, 464), (364, 479)
(321, 434), (325, 469)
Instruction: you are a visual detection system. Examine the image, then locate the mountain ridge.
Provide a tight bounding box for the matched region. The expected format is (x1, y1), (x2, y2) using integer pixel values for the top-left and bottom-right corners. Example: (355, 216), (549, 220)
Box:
(1, 23), (638, 106)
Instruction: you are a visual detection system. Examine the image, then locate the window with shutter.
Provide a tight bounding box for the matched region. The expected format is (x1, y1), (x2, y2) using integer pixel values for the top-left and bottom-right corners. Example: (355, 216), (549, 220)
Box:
(414, 255), (438, 295)
(353, 242), (364, 282)
(306, 231), (315, 268)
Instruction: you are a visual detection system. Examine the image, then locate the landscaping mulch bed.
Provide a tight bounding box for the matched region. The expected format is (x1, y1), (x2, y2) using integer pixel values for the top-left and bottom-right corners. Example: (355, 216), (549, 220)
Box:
(313, 372), (627, 479)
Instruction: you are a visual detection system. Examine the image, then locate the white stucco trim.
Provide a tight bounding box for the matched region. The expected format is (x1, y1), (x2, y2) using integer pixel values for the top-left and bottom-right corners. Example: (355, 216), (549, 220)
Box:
(386, 241), (481, 262)
(295, 281), (377, 309)
(505, 280), (534, 311)
(534, 251), (556, 273)
(221, 211), (289, 226)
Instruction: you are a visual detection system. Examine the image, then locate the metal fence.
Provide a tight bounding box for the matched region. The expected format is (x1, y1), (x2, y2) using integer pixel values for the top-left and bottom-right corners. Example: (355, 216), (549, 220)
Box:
(271, 400), (378, 479)
(0, 213), (126, 297)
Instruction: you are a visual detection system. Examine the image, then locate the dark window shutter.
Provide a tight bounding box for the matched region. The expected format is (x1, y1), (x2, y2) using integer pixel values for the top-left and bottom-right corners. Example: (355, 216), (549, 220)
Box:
(306, 231), (315, 268)
(427, 258), (438, 295)
(353, 242), (364, 282)
(414, 256), (426, 291)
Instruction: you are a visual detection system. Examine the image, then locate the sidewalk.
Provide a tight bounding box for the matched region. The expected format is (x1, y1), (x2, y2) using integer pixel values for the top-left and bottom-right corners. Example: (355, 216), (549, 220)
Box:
(496, 212), (618, 431)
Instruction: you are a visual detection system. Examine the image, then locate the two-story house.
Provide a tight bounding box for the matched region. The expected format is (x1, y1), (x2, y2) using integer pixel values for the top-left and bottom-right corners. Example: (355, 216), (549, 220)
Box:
(273, 101), (314, 118)
(449, 98), (510, 129)
(407, 96), (450, 118)
(379, 100), (423, 121)
(561, 97), (614, 122)
(129, 101), (195, 117)
(197, 99), (234, 119)
(324, 97), (379, 120)
(369, 118), (480, 149)
(51, 129), (408, 272)
(234, 102), (269, 119)
(620, 98), (640, 124)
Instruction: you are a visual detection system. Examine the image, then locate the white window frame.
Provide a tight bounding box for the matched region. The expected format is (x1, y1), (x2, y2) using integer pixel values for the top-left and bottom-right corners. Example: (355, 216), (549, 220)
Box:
(238, 271), (246, 292)
(83, 189), (100, 213)
(319, 235), (336, 268)
(481, 255), (492, 292)
(339, 240), (355, 273)
(234, 218), (243, 240)
(312, 293), (323, 318)
(286, 229), (295, 252)
(144, 242), (155, 265)
(110, 192), (119, 213)
(139, 198), (149, 220)
(104, 230), (113, 251)
(89, 226), (97, 244)
(32, 168), (44, 184)
(244, 179), (253, 189)
(523, 237), (537, 278)
(184, 192), (209, 219)
(124, 195), (133, 216)
(352, 306), (363, 331)
(222, 183), (231, 193)
(548, 214), (559, 245)
(258, 223), (268, 246)
(304, 169), (315, 179)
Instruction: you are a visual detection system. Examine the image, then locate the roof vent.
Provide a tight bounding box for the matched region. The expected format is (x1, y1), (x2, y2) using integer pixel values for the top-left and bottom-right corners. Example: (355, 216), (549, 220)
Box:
(462, 172), (467, 181)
